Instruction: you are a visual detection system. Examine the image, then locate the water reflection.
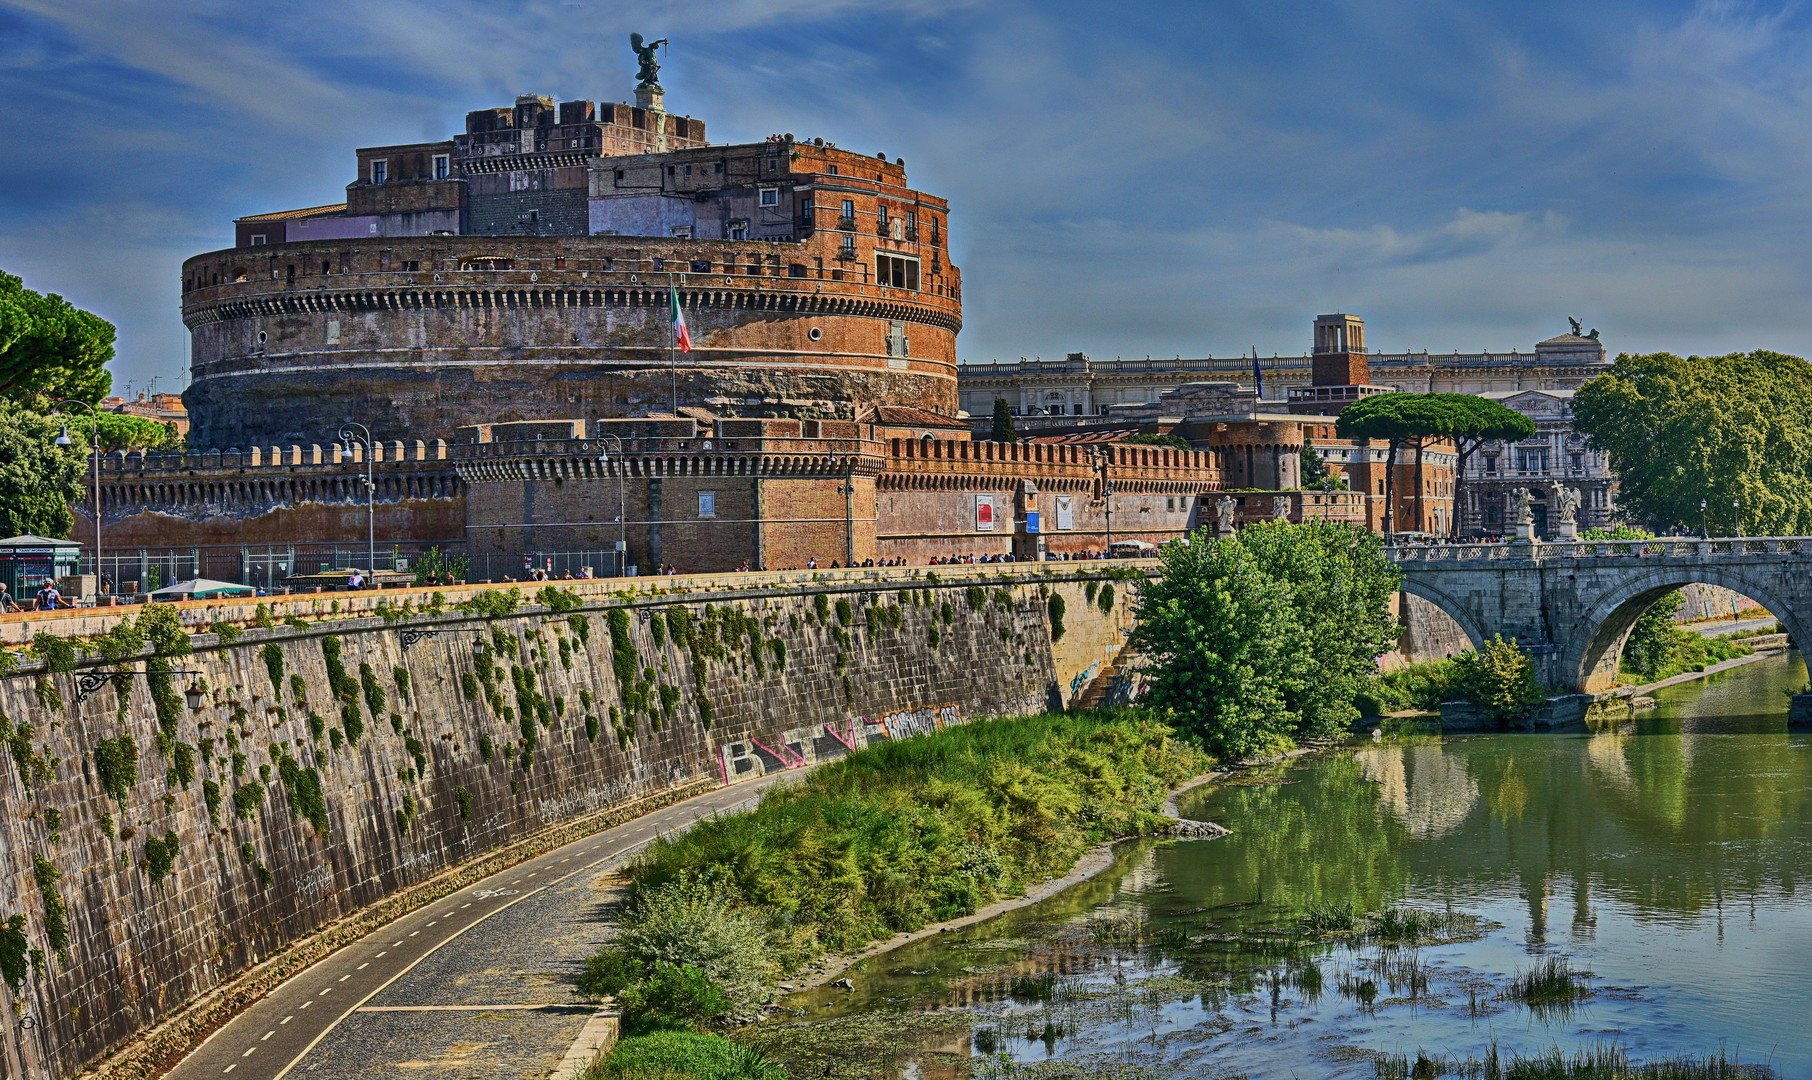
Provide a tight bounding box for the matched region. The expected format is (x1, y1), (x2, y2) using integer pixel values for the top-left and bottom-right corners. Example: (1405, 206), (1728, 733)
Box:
(753, 652), (1812, 1079)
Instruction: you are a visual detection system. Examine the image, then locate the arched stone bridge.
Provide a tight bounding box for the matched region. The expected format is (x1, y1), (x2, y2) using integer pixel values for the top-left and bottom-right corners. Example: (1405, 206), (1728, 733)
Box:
(1388, 536), (1812, 698)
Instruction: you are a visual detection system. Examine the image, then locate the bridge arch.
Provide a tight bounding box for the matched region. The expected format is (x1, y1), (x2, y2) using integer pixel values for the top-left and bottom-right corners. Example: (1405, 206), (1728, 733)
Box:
(1397, 577), (1488, 655)
(1561, 566), (1807, 694)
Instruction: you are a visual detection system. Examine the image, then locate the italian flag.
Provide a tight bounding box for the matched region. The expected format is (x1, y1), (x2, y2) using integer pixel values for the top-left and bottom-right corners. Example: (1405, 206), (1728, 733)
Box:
(669, 285), (691, 353)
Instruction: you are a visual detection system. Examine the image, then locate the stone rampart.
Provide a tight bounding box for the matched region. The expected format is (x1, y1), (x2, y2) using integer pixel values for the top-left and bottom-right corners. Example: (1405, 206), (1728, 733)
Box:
(0, 567), (1135, 1078)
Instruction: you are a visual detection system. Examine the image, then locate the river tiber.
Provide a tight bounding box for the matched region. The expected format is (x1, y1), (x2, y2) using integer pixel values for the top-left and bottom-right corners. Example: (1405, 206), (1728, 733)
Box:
(1, 12), (1809, 1080)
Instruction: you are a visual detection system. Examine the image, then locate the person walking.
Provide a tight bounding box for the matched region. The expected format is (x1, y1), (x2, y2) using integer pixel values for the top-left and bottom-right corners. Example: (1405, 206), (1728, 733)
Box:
(0, 584), (19, 613)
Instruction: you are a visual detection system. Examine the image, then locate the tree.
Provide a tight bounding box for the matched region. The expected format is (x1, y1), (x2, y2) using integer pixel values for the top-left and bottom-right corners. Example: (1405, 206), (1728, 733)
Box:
(65, 413), (179, 453)
(1131, 521), (1402, 758)
(1424, 394), (1535, 538)
(1335, 393), (1457, 536)
(1622, 590), (1684, 680)
(1236, 520), (1403, 739)
(1300, 437), (1345, 489)
(1572, 351), (1812, 535)
(1131, 532), (1310, 761)
(989, 398), (1016, 443)
(0, 404), (87, 538)
(0, 272), (114, 408)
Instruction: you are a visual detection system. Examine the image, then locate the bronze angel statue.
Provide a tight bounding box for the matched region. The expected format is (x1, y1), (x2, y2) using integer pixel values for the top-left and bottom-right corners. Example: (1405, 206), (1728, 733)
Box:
(630, 33), (668, 90)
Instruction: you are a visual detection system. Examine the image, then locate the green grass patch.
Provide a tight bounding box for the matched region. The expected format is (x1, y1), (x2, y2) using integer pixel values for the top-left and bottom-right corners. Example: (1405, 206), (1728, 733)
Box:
(582, 1027), (783, 1080)
(629, 710), (1204, 959)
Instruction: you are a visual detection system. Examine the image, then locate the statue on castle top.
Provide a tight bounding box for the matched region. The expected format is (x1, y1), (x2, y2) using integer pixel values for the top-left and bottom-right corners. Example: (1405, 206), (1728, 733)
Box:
(630, 33), (668, 91)
(1567, 316), (1583, 336)
(1215, 495), (1236, 535)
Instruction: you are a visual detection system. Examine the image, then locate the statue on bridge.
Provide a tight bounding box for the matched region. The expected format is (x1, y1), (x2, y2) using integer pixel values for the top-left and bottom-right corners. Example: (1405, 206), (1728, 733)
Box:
(1511, 487), (1534, 530)
(1552, 484), (1582, 524)
(1215, 495), (1236, 535)
(1272, 496), (1291, 522)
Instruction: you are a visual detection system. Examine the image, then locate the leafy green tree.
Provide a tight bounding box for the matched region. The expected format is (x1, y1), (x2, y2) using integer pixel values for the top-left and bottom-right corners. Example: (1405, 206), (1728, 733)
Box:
(1335, 393), (1447, 535)
(1453, 634), (1545, 722)
(989, 398), (1016, 443)
(1622, 590), (1685, 680)
(1133, 522), (1402, 757)
(1427, 393), (1535, 537)
(1237, 520), (1403, 739)
(1132, 532), (1311, 760)
(0, 405), (87, 538)
(1300, 437), (1331, 488)
(1120, 432), (1192, 452)
(0, 272), (114, 408)
(1572, 350), (1812, 535)
(63, 412), (178, 452)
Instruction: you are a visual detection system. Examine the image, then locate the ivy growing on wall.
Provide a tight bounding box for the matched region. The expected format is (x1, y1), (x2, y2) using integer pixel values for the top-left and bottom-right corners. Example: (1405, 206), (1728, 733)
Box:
(262, 644), (285, 697)
(31, 852), (67, 959)
(94, 733), (138, 805)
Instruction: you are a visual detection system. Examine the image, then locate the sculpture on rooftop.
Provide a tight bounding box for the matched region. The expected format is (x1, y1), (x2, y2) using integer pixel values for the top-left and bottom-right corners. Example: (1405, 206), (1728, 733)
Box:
(630, 33), (667, 91)
(1568, 316), (1583, 336)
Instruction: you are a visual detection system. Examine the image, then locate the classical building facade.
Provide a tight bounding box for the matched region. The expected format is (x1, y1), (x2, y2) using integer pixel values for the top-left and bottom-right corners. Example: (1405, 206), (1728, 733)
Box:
(957, 326), (1610, 418)
(1456, 389), (1617, 537)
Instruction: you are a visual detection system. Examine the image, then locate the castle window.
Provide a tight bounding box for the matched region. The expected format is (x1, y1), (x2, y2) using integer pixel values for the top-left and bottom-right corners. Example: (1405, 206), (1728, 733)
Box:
(652, 258), (665, 271)
(728, 221), (748, 241)
(615, 169), (625, 181)
(433, 154), (450, 180)
(875, 253), (919, 290)
(371, 160), (387, 184)
(671, 226), (692, 239)
(886, 321), (909, 358)
(249, 234), (266, 246)
(684, 165), (692, 176)
(759, 188), (778, 206)
(667, 165), (675, 176)
(698, 492), (716, 518)
(840, 235), (855, 255)
(402, 260), (420, 272)
(767, 158), (777, 170)
(715, 162), (723, 173)
(828, 164), (838, 175)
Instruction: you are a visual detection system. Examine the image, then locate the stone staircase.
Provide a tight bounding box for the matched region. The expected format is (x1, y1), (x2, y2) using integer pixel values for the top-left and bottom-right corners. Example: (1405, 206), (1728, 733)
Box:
(1074, 639), (1146, 710)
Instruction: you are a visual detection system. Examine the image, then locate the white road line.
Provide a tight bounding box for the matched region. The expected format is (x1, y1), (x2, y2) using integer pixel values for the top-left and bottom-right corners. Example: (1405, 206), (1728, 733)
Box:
(357, 963), (369, 970)
(427, 921), (437, 927)
(241, 1047), (256, 1057)
(222, 1066), (236, 1074)
(261, 1031), (274, 1041)
(460, 903), (471, 909)
(375, 952), (386, 958)
(391, 941), (402, 946)
(408, 931), (419, 937)
(319, 988), (332, 995)
(299, 1001), (312, 1010)
(338, 975), (350, 982)
(281, 1016), (293, 1025)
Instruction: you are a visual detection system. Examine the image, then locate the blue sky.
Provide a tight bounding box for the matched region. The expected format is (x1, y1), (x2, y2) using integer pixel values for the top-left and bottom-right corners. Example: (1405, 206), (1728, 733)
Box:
(4, 0), (1812, 393)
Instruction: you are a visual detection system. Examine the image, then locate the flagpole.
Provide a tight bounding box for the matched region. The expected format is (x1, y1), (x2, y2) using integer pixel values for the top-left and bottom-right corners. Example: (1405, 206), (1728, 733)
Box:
(668, 271), (678, 415)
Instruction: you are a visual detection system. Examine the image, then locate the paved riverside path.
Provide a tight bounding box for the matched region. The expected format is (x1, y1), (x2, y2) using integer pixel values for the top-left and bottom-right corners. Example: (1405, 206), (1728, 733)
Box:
(165, 771), (797, 1080)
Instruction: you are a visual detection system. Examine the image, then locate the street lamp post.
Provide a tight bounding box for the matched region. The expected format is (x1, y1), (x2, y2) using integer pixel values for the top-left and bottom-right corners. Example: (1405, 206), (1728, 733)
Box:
(1733, 496), (1742, 539)
(53, 400), (101, 597)
(337, 423), (377, 582)
(1700, 498), (1708, 540)
(595, 434), (627, 577)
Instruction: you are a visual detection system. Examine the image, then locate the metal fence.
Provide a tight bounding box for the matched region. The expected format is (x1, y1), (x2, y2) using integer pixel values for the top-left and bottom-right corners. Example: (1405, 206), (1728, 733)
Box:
(76, 544), (634, 593)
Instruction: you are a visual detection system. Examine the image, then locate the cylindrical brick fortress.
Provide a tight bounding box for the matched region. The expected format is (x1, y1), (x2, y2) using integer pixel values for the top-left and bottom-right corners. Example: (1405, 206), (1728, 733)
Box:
(180, 235), (962, 449)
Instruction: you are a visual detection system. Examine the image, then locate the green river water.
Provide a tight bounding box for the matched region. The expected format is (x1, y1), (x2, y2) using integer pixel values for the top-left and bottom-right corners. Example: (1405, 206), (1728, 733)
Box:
(753, 650), (1812, 1078)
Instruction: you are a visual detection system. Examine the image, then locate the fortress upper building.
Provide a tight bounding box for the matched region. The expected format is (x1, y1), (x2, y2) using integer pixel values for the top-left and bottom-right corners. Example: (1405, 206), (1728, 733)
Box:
(182, 76), (960, 450)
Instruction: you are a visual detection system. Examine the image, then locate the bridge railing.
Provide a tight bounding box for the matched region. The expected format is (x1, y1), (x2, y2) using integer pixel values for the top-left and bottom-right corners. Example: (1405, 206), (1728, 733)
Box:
(1387, 536), (1812, 563)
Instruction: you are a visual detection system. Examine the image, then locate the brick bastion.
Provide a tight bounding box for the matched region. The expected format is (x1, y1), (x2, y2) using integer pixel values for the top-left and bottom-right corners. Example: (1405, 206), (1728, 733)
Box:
(179, 235), (963, 450)
(0, 564), (1139, 1078)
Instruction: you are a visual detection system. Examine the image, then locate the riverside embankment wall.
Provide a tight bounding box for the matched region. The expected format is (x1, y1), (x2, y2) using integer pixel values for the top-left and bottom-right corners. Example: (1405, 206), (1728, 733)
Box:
(0, 567), (1135, 1079)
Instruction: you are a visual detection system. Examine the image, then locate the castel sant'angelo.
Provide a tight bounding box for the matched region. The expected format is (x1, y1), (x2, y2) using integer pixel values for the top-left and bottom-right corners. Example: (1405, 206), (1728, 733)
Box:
(94, 41), (1435, 576)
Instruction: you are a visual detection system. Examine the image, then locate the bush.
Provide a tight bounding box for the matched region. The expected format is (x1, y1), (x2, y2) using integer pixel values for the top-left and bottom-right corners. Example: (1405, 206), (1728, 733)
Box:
(615, 962), (732, 1026)
(1453, 635), (1546, 722)
(580, 880), (776, 1015)
(1356, 657), (1463, 716)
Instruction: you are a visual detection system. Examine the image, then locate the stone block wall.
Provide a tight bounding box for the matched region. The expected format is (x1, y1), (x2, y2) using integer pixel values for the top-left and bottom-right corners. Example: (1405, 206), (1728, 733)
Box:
(0, 568), (1131, 1079)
